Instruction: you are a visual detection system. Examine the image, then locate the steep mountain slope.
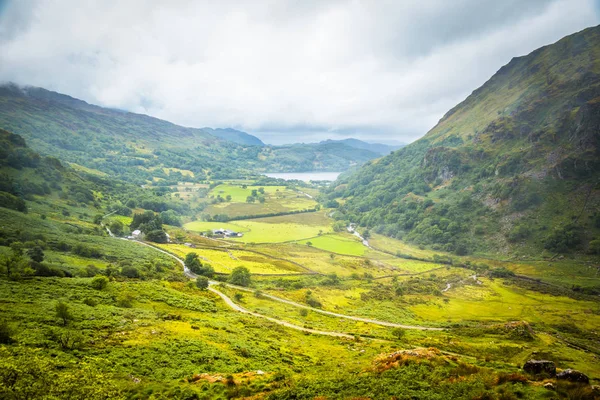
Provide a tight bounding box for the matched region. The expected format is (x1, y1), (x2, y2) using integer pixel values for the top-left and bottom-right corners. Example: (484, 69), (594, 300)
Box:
(330, 25), (600, 256)
(320, 138), (404, 155)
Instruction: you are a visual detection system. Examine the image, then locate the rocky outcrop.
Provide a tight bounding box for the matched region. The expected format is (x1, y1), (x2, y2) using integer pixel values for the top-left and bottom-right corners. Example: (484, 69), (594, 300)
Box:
(557, 369), (589, 383)
(523, 360), (556, 376)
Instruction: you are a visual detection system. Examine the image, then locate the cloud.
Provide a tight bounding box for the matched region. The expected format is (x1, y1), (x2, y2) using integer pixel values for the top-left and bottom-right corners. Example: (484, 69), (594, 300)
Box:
(0, 0), (598, 144)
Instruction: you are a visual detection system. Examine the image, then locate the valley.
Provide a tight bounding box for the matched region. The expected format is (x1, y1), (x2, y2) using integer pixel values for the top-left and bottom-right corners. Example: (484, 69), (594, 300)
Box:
(1, 23), (599, 400)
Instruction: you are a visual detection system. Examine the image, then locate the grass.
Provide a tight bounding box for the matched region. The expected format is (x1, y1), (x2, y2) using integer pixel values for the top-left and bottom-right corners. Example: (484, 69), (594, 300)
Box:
(186, 215), (331, 244)
(154, 243), (306, 275)
(204, 184), (317, 218)
(297, 234), (366, 256)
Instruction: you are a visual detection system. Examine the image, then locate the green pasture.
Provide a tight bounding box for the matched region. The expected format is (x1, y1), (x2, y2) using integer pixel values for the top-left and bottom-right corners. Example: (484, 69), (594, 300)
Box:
(185, 214), (331, 243)
(154, 243), (305, 275)
(297, 233), (366, 256)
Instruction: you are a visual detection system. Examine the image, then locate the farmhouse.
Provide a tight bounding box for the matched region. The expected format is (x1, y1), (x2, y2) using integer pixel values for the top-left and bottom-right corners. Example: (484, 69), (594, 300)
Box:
(212, 228), (243, 238)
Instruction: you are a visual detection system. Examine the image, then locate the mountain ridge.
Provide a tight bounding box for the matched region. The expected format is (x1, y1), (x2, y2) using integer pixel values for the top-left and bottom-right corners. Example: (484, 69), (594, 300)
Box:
(329, 25), (600, 256)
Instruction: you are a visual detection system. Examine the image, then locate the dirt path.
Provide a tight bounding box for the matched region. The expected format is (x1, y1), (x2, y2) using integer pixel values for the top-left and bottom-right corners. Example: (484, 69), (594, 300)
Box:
(223, 282), (444, 331)
(132, 240), (445, 333)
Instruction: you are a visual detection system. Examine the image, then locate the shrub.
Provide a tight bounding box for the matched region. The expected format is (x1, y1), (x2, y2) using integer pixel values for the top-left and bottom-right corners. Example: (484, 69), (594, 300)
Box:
(391, 328), (406, 341)
(229, 266), (251, 287)
(90, 275), (109, 290)
(83, 298), (97, 307)
(544, 224), (582, 253)
(121, 266), (140, 279)
(55, 301), (72, 326)
(0, 320), (14, 344)
(195, 276), (209, 290)
(116, 292), (135, 308)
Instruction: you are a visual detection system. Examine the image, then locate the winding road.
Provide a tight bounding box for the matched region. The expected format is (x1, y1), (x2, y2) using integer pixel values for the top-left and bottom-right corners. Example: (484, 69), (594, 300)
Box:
(131, 240), (445, 336)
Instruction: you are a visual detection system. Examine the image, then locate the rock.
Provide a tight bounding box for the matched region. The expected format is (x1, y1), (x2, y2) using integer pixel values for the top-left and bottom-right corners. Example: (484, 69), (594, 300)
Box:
(523, 360), (556, 376)
(543, 382), (555, 390)
(556, 369), (589, 384)
(591, 385), (600, 395)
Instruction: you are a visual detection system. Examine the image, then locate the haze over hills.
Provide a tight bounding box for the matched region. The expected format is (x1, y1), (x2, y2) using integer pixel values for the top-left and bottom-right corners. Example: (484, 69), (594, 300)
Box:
(0, 83), (388, 181)
(319, 138), (404, 155)
(329, 25), (600, 256)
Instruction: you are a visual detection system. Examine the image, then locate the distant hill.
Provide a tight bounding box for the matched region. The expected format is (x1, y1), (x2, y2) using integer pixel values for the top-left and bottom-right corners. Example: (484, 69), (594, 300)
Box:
(319, 138), (404, 155)
(201, 127), (264, 146)
(0, 83), (385, 178)
(329, 25), (600, 256)
(264, 141), (383, 172)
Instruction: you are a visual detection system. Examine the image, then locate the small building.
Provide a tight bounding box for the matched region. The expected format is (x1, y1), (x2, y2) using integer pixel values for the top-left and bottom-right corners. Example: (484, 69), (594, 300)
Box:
(131, 229), (142, 238)
(212, 229), (243, 238)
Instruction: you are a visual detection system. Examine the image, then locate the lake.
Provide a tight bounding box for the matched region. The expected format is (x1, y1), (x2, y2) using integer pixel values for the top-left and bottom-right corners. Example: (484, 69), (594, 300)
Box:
(263, 172), (341, 182)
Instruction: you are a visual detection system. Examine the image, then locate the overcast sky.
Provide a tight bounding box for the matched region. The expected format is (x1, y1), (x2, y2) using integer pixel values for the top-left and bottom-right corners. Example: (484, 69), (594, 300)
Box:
(1, 0), (599, 144)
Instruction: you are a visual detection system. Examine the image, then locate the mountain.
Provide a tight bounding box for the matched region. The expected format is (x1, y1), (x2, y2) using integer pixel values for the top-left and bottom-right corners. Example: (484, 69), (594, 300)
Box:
(319, 138), (403, 155)
(0, 84), (384, 179)
(201, 127), (264, 146)
(329, 25), (600, 256)
(264, 141), (383, 172)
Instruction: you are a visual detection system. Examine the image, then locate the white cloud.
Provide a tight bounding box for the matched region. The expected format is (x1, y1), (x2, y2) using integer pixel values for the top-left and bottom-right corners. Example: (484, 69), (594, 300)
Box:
(0, 0), (598, 144)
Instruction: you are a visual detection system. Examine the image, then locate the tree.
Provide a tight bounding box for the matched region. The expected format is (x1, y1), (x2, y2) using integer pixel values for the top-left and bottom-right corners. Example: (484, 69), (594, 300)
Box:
(195, 276), (209, 290)
(229, 266), (251, 287)
(55, 301), (72, 326)
(185, 252), (202, 272)
(90, 275), (109, 290)
(121, 266), (140, 279)
(258, 187), (265, 194)
(391, 327), (406, 341)
(251, 189), (258, 197)
(145, 229), (168, 243)
(0, 243), (27, 278)
(246, 196), (255, 203)
(109, 220), (124, 236)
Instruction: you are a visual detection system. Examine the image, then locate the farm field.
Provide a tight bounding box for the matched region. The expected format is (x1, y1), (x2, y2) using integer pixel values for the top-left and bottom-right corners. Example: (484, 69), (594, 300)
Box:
(297, 233), (366, 256)
(203, 183), (317, 218)
(185, 213), (332, 243)
(154, 243), (306, 275)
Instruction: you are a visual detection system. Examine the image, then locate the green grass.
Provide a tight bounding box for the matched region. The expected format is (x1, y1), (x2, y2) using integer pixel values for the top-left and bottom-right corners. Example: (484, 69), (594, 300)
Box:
(297, 233), (365, 256)
(185, 215), (331, 244)
(204, 184), (317, 218)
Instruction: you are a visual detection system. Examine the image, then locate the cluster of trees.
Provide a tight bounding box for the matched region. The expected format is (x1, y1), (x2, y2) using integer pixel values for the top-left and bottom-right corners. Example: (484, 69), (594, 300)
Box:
(184, 253), (214, 277)
(245, 187), (266, 203)
(130, 211), (168, 243)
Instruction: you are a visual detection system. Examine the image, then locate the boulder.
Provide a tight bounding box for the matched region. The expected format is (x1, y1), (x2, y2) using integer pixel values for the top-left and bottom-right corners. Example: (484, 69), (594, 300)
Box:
(523, 360), (556, 376)
(556, 369), (589, 384)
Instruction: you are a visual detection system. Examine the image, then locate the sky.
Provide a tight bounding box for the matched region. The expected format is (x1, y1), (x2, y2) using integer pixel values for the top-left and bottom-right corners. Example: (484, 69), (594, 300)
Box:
(0, 0), (599, 145)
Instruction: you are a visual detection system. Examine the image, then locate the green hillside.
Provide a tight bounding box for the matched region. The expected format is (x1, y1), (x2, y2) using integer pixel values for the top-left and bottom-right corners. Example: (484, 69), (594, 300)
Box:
(0, 85), (383, 181)
(329, 25), (600, 257)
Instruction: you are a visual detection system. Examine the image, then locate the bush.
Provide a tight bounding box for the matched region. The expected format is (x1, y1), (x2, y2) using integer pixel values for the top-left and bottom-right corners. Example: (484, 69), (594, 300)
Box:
(544, 224), (582, 253)
(229, 266), (251, 287)
(391, 328), (406, 341)
(55, 301), (72, 326)
(121, 266), (140, 279)
(195, 276), (209, 290)
(90, 275), (109, 290)
(0, 320), (14, 344)
(116, 292), (135, 308)
(83, 298), (98, 307)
